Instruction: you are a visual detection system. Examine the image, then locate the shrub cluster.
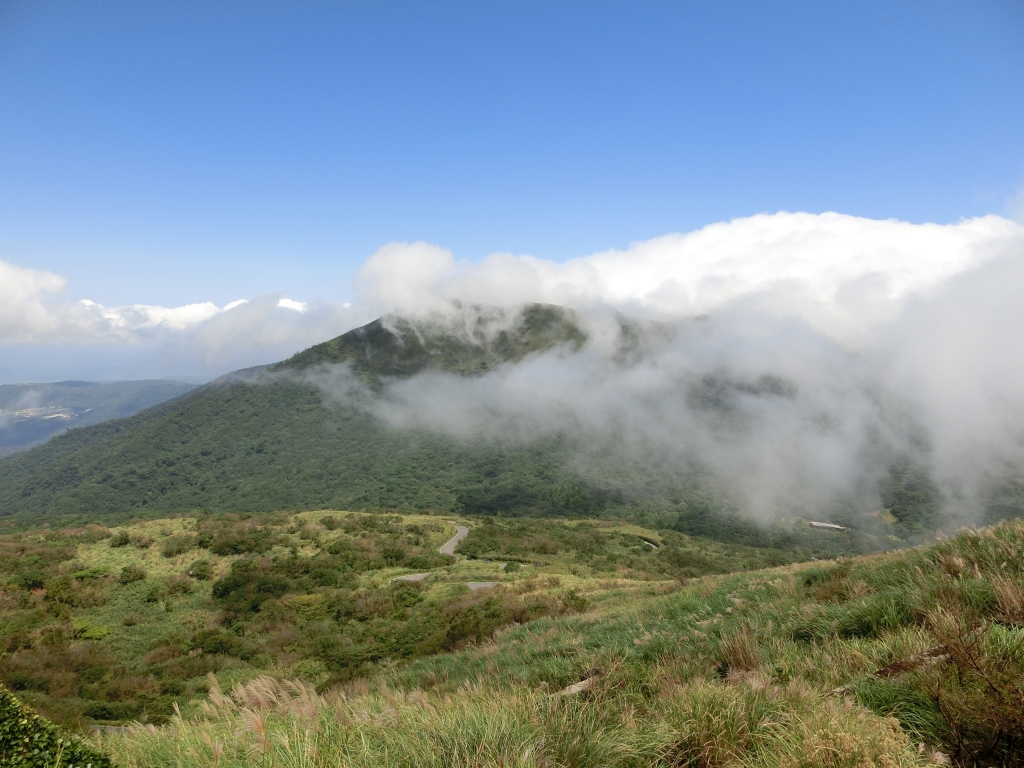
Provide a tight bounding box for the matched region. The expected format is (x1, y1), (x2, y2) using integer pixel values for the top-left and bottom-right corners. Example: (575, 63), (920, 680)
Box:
(0, 682), (112, 768)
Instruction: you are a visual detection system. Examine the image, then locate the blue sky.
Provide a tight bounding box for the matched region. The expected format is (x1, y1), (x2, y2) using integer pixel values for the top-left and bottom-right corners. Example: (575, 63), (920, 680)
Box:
(1, 1), (1023, 381)
(2, 0), (1022, 308)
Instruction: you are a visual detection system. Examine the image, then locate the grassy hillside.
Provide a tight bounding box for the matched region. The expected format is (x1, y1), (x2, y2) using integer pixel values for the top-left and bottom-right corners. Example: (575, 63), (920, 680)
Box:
(94, 520), (1024, 768)
(0, 510), (775, 730)
(0, 379), (196, 457)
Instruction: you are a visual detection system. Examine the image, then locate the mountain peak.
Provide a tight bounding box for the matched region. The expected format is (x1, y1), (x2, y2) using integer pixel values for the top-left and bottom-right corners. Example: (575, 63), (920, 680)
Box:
(275, 302), (587, 380)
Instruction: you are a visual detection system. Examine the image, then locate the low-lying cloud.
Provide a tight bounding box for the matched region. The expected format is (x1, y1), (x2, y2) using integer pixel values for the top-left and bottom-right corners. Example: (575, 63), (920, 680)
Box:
(338, 212), (1024, 524)
(0, 259), (372, 380)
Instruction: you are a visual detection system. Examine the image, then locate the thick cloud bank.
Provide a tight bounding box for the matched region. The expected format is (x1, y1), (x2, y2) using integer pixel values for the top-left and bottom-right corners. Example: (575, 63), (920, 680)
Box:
(356, 212), (1021, 345)
(5, 210), (1024, 526)
(3, 212), (1020, 380)
(340, 212), (1024, 524)
(358, 256), (1024, 524)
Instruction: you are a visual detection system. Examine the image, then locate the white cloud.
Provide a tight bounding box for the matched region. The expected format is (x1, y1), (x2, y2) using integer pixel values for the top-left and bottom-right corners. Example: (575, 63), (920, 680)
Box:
(0, 259), (76, 342)
(276, 298), (309, 312)
(5, 211), (1024, 522)
(80, 299), (222, 331)
(357, 212), (1022, 345)
(3, 210), (1022, 386)
(331, 212), (1024, 523)
(0, 258), (322, 346)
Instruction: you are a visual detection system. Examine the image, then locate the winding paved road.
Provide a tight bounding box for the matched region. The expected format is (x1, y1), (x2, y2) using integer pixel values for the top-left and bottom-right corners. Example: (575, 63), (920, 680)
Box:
(439, 523), (470, 555)
(390, 522), (470, 583)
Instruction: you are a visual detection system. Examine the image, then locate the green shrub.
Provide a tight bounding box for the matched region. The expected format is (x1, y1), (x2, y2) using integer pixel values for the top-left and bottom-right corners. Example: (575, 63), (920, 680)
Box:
(71, 618), (110, 641)
(208, 529), (274, 555)
(560, 587), (589, 613)
(165, 574), (194, 596)
(191, 630), (256, 660)
(160, 534), (195, 558)
(119, 564), (147, 584)
(187, 558), (213, 580)
(108, 530), (130, 548)
(144, 584), (164, 602)
(405, 553), (453, 570)
(0, 682), (112, 768)
(18, 571), (46, 590)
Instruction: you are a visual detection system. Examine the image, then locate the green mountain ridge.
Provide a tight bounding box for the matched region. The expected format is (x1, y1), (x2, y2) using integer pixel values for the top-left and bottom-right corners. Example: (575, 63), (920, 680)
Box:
(0, 305), (635, 527)
(277, 302), (588, 380)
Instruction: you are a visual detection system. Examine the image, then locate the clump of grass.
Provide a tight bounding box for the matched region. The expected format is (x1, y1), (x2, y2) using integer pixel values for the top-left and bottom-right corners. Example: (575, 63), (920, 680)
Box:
(718, 624), (761, 674)
(97, 668), (927, 768)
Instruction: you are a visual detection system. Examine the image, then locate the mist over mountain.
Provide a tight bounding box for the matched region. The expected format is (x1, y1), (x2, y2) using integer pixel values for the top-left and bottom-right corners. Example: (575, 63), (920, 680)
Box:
(2, 213), (1024, 541)
(3, 250), (1024, 545)
(291, 235), (1024, 535)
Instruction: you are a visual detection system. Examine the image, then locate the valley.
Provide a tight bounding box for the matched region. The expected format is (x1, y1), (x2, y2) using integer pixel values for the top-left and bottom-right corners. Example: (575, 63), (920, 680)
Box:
(0, 380), (196, 458)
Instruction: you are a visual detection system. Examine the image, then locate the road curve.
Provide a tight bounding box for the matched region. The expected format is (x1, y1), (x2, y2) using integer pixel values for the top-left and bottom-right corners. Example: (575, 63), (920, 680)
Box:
(440, 523), (470, 556)
(389, 523), (470, 583)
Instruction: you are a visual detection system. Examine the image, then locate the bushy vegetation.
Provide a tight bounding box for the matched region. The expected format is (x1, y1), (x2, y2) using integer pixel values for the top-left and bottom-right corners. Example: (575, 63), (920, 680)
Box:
(0, 682), (111, 768)
(0, 510), (756, 732)
(458, 516), (796, 576)
(94, 520), (1024, 768)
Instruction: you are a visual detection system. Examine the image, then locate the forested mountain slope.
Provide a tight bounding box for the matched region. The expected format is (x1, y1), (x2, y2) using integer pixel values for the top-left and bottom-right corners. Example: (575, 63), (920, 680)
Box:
(0, 305), (624, 524)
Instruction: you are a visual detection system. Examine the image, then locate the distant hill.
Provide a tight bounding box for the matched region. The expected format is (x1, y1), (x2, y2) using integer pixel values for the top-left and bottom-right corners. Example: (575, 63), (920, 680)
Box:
(0, 379), (197, 457)
(0, 305), (640, 526)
